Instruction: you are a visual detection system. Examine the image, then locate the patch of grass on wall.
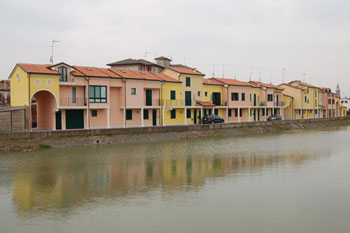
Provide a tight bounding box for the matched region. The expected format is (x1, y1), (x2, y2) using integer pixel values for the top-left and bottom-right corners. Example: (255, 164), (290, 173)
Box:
(279, 127), (292, 131)
(39, 144), (52, 149)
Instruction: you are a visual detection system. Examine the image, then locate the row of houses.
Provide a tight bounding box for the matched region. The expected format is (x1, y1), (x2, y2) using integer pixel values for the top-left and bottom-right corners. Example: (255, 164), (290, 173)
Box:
(8, 56), (345, 130)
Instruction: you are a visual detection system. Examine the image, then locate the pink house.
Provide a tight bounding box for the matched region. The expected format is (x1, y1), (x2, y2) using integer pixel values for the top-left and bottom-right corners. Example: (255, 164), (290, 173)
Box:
(49, 63), (178, 130)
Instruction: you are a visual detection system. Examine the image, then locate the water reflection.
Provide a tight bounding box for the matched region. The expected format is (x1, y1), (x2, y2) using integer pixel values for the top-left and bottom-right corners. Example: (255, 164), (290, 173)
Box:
(11, 136), (326, 217)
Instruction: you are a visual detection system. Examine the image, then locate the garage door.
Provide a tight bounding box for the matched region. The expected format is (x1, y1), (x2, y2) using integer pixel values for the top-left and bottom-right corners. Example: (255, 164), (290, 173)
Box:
(66, 110), (84, 129)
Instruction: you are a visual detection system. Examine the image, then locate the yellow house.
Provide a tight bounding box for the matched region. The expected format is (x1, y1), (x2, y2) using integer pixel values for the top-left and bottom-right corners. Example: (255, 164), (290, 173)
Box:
(160, 79), (185, 126)
(279, 83), (305, 119)
(202, 78), (225, 119)
(283, 94), (294, 120)
(289, 81), (319, 119)
(9, 63), (60, 130)
(162, 66), (205, 124)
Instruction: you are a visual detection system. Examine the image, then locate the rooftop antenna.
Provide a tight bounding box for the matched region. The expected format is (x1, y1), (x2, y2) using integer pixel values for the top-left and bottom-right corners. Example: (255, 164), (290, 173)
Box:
(144, 51), (151, 71)
(50, 40), (60, 64)
(282, 68), (286, 83)
(212, 64), (219, 78)
(269, 69), (272, 84)
(184, 57), (189, 66)
(222, 64), (227, 78)
(249, 66), (253, 81)
(259, 68), (264, 82)
(303, 73), (306, 82)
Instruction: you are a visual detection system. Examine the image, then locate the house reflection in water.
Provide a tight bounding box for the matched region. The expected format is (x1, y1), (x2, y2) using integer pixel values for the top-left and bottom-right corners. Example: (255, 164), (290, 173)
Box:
(12, 143), (323, 217)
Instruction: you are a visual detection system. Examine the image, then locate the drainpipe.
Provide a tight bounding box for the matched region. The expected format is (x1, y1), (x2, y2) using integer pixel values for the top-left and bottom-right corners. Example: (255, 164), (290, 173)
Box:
(160, 80), (164, 126)
(85, 76), (90, 129)
(28, 74), (31, 132)
(123, 78), (127, 128)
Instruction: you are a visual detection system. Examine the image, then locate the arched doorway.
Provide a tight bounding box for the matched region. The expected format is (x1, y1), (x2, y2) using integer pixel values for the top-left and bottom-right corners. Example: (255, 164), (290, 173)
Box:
(31, 90), (57, 130)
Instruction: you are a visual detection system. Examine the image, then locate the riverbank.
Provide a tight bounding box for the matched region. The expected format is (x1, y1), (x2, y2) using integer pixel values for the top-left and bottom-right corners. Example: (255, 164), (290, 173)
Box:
(0, 117), (349, 153)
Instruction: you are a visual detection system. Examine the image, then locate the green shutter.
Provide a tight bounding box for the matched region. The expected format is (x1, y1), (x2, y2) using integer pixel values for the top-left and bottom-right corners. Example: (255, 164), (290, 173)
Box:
(170, 90), (176, 100)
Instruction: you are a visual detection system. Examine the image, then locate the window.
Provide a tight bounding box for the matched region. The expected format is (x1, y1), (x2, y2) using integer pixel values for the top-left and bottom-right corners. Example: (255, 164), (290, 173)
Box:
(231, 93), (239, 101)
(262, 108), (265, 116)
(89, 86), (107, 103)
(72, 87), (76, 103)
(186, 77), (191, 87)
(228, 109), (232, 117)
(239, 109), (243, 117)
(47, 79), (53, 86)
(144, 109), (149, 120)
(170, 90), (176, 100)
(332, 99), (335, 104)
(197, 91), (201, 97)
(235, 109), (238, 117)
(205, 92), (208, 97)
(268, 94), (273, 102)
(186, 109), (191, 118)
(171, 109), (176, 119)
(91, 110), (97, 117)
(131, 88), (136, 95)
(328, 99), (331, 104)
(241, 93), (245, 101)
(126, 110), (132, 120)
(58, 66), (68, 82)
(35, 79), (41, 86)
(305, 96), (307, 103)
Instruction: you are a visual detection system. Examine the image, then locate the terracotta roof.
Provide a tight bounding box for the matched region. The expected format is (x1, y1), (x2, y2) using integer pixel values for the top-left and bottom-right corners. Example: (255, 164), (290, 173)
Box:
(197, 101), (215, 107)
(250, 81), (284, 90)
(73, 66), (121, 78)
(203, 78), (224, 86)
(151, 73), (181, 83)
(213, 78), (253, 87)
(106, 58), (162, 67)
(167, 66), (205, 76)
(279, 83), (305, 90)
(17, 63), (60, 75)
(289, 80), (319, 89)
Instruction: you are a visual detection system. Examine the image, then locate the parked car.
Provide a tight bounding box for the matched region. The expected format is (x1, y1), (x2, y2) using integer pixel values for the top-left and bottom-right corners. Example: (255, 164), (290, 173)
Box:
(202, 114), (225, 124)
(267, 114), (282, 121)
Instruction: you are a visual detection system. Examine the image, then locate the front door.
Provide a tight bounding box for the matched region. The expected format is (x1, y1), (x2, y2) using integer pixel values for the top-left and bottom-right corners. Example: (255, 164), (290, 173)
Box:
(194, 110), (197, 124)
(257, 109), (260, 121)
(146, 89), (152, 106)
(55, 111), (62, 130)
(185, 91), (192, 106)
(152, 110), (157, 126)
(253, 109), (256, 121)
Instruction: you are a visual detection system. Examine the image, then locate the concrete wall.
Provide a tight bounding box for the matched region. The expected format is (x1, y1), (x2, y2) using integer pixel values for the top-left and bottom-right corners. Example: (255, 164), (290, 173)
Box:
(0, 108), (26, 132)
(1, 117), (349, 153)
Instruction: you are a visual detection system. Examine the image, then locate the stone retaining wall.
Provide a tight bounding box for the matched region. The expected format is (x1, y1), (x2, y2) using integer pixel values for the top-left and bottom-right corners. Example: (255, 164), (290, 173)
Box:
(0, 117), (349, 152)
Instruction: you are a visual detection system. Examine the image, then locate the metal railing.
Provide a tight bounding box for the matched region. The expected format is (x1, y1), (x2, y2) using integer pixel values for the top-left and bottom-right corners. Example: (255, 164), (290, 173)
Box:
(60, 98), (87, 106)
(251, 101), (267, 107)
(145, 99), (160, 106)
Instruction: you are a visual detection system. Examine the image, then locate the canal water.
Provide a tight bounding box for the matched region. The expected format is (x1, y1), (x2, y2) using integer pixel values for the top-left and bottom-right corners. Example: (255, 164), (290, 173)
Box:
(0, 127), (350, 233)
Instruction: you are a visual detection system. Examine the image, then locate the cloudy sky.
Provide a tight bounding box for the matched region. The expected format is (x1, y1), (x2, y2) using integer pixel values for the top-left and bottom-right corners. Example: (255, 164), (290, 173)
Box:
(1, 0), (349, 95)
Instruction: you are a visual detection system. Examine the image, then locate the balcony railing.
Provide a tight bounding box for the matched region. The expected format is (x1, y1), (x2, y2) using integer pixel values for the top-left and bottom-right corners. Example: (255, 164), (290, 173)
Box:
(60, 98), (87, 107)
(274, 102), (285, 107)
(251, 101), (267, 107)
(145, 99), (160, 107)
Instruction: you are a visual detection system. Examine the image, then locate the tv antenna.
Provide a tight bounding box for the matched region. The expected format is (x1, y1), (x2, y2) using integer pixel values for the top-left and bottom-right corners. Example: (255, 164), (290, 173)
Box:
(222, 64), (227, 78)
(50, 40), (60, 64)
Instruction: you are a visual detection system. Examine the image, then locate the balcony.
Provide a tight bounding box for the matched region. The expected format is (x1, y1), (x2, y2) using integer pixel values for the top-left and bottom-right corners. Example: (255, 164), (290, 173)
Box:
(144, 99), (160, 107)
(274, 102), (285, 107)
(60, 97), (87, 107)
(251, 101), (267, 107)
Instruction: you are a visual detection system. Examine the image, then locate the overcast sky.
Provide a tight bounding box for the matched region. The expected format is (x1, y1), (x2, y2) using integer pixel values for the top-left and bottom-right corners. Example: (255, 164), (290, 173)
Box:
(1, 0), (349, 95)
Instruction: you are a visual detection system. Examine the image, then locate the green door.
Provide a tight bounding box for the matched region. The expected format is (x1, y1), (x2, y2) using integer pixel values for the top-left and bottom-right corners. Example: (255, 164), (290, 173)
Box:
(55, 111), (62, 130)
(185, 91), (192, 106)
(66, 110), (84, 129)
(194, 110), (197, 124)
(146, 89), (152, 106)
(152, 110), (157, 126)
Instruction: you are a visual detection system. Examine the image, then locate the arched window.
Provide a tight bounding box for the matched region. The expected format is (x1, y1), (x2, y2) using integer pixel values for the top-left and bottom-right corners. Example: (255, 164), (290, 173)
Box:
(58, 66), (68, 82)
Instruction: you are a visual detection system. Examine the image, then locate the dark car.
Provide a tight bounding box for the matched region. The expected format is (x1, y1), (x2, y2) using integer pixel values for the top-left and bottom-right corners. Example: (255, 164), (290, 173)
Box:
(202, 114), (225, 124)
(267, 114), (282, 121)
